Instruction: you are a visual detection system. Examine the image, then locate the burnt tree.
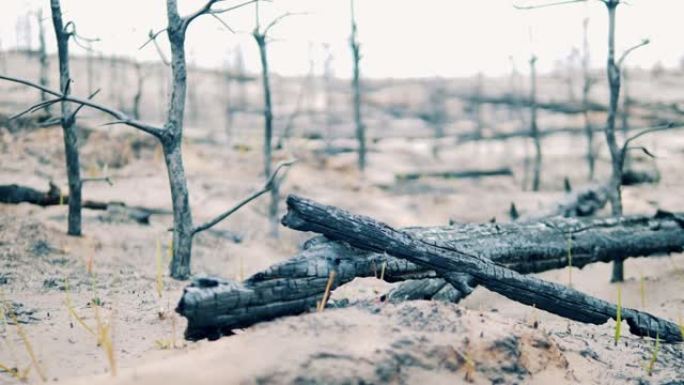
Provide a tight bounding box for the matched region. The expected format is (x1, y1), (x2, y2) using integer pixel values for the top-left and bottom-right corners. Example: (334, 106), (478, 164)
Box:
(350, 0), (366, 171)
(529, 55), (542, 191)
(1, 0), (286, 279)
(50, 0), (82, 236)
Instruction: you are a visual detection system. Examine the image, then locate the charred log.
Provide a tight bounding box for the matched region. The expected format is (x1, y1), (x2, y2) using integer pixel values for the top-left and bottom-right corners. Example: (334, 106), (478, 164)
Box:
(177, 200), (684, 340)
(281, 195), (683, 343)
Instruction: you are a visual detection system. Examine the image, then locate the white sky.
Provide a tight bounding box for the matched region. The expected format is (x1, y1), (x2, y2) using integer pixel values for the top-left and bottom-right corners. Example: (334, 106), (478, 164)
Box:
(0, 0), (682, 78)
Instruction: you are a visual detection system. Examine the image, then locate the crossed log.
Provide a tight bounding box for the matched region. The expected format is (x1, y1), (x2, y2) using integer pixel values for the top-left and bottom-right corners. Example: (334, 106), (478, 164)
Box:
(177, 195), (684, 342)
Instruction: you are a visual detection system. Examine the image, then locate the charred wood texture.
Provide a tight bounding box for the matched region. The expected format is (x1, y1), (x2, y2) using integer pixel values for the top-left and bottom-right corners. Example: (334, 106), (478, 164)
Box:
(177, 197), (684, 341)
(281, 195), (683, 343)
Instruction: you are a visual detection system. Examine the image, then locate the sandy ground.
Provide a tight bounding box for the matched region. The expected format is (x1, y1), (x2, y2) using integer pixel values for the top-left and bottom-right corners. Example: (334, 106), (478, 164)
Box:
(1, 53), (684, 384)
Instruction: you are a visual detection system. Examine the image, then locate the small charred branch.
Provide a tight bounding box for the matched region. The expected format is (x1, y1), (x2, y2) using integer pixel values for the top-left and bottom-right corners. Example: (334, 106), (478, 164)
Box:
(0, 183), (169, 224)
(395, 167), (513, 181)
(282, 195), (684, 343)
(177, 204), (684, 340)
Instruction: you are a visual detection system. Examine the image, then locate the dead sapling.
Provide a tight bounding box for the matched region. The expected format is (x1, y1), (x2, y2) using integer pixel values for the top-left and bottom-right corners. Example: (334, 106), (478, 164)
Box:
(1, 0), (275, 280)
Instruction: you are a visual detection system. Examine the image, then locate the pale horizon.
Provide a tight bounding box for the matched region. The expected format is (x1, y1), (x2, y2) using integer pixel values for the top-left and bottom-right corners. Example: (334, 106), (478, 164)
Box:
(1, 0), (682, 79)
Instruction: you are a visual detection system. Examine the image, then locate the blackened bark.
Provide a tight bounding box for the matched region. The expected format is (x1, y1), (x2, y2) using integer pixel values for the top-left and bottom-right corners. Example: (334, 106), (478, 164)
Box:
(177, 206), (684, 340)
(282, 195), (683, 343)
(50, 0), (82, 236)
(165, 0), (194, 279)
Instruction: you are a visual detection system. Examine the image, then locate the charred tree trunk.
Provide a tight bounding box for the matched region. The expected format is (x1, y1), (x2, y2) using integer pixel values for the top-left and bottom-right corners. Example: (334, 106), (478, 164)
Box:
(529, 56), (542, 191)
(604, 0), (625, 282)
(581, 17), (595, 181)
(164, 0), (194, 279)
(163, 138), (194, 279)
(282, 196), (683, 342)
(178, 202), (684, 340)
(37, 9), (50, 114)
(350, 0), (366, 172)
(254, 28), (279, 238)
(50, 0), (82, 236)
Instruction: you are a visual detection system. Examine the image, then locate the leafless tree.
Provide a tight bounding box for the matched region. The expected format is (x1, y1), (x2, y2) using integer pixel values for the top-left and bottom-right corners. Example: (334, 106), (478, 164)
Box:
(323, 43), (335, 151)
(50, 0), (82, 236)
(529, 55), (542, 191)
(1, 0), (291, 279)
(131, 61), (146, 120)
(516, 0), (657, 282)
(36, 9), (50, 112)
(251, 1), (298, 237)
(580, 16), (596, 180)
(350, 0), (366, 171)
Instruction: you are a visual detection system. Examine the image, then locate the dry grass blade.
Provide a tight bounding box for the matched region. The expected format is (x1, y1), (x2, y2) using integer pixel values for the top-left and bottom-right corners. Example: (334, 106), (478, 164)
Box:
(317, 271), (337, 312)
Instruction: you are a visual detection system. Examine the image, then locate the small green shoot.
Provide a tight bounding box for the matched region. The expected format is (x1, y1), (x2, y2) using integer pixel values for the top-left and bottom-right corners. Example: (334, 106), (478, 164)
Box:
(614, 285), (622, 346)
(645, 333), (660, 376)
(379, 261), (387, 281)
(678, 313), (684, 340)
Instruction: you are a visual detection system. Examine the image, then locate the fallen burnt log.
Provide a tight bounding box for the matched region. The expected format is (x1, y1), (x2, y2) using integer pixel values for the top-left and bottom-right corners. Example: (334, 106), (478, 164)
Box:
(177, 204), (684, 340)
(0, 182), (170, 224)
(395, 167), (513, 181)
(281, 195), (683, 343)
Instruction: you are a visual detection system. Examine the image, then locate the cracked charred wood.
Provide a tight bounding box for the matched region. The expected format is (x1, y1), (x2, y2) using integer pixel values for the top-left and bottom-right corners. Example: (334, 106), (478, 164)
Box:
(395, 167), (513, 181)
(281, 195), (684, 343)
(0, 182), (170, 224)
(177, 201), (684, 340)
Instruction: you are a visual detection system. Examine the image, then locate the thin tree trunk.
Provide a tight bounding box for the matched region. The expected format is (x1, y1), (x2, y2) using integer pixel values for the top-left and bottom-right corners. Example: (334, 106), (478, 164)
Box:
(132, 62), (145, 120)
(529, 56), (542, 191)
(350, 0), (366, 172)
(37, 9), (50, 113)
(50, 0), (82, 236)
(254, 32), (279, 237)
(604, 0), (625, 282)
(323, 46), (335, 151)
(581, 17), (595, 180)
(165, 0), (194, 279)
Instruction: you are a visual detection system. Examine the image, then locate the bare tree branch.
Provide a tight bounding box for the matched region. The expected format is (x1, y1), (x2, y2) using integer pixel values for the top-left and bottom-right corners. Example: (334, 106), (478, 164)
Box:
(192, 159), (296, 235)
(0, 75), (165, 137)
(619, 122), (680, 163)
(209, 13), (235, 33)
(184, 0), (258, 28)
(513, 0), (588, 10)
(263, 12), (304, 35)
(617, 38), (650, 68)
